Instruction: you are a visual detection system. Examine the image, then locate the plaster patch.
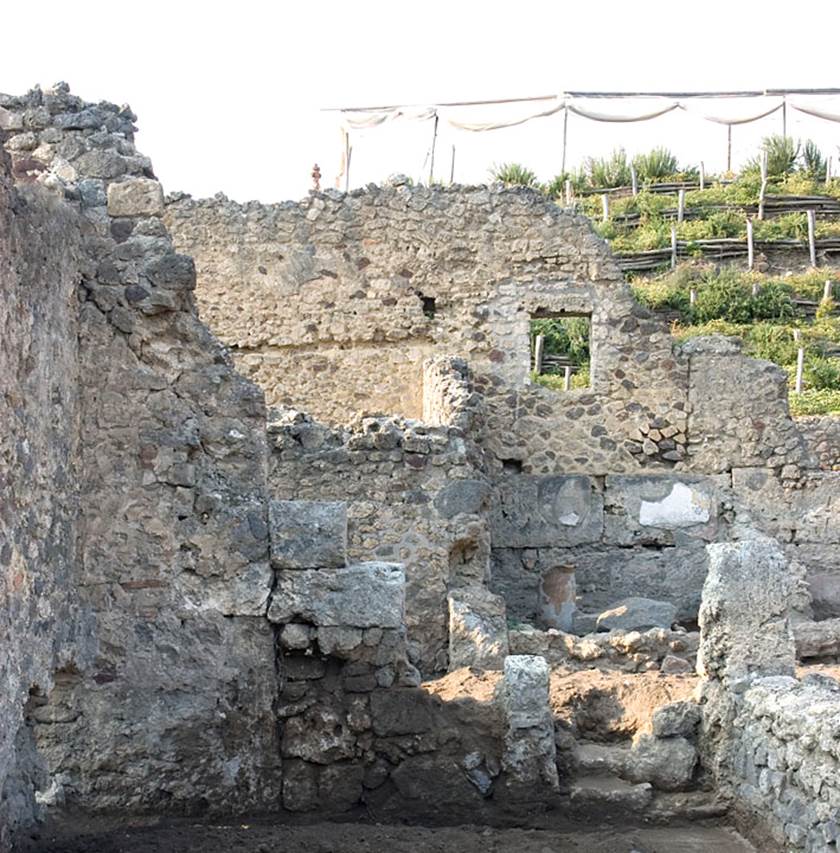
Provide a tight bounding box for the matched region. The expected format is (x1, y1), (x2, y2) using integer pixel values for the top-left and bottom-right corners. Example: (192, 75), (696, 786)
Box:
(639, 482), (711, 528)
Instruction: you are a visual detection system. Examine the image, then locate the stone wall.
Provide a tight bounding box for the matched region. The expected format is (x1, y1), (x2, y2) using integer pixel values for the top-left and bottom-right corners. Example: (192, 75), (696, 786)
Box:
(798, 414), (840, 471)
(266, 367), (490, 673)
(698, 536), (840, 852)
(166, 178), (831, 643)
(1, 83), (282, 820)
(0, 142), (94, 847)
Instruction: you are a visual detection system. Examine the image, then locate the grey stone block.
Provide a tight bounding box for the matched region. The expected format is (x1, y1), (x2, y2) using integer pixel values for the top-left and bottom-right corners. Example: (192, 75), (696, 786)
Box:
(604, 475), (719, 546)
(651, 701), (702, 738)
(491, 475), (603, 548)
(267, 562), (404, 628)
(269, 499), (347, 569)
(596, 597), (677, 632)
(447, 586), (508, 670)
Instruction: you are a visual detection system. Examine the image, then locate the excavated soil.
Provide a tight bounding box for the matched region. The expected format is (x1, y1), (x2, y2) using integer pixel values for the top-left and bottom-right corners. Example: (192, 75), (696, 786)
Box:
(20, 816), (756, 853)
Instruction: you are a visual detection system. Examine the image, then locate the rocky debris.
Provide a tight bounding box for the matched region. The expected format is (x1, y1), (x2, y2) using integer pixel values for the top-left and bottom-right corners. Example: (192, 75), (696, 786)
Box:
(501, 656), (558, 793)
(651, 701), (702, 738)
(595, 597), (677, 633)
(624, 734), (698, 792)
(269, 500), (347, 569)
(509, 624), (699, 673)
(268, 562), (405, 628)
(447, 586), (509, 670)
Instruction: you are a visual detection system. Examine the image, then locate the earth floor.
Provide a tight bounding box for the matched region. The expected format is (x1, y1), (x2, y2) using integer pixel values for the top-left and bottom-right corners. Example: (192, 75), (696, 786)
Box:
(20, 815), (756, 853)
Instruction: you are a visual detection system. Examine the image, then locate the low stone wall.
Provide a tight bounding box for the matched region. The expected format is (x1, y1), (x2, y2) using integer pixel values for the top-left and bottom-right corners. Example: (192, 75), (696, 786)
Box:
(267, 402), (490, 674)
(730, 675), (840, 851)
(698, 535), (839, 852)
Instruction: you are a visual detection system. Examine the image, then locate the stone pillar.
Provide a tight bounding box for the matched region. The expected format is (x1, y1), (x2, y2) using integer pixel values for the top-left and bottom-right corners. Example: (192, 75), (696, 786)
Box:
(697, 535), (810, 790)
(500, 655), (558, 797)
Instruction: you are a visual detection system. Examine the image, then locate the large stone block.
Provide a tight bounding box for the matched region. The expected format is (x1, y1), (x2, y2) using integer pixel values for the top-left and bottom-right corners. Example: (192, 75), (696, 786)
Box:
(267, 562), (404, 628)
(447, 586), (509, 670)
(491, 475), (603, 548)
(595, 597), (677, 632)
(106, 177), (164, 217)
(699, 536), (810, 685)
(269, 499), (347, 569)
(501, 655), (559, 791)
(604, 475), (719, 546)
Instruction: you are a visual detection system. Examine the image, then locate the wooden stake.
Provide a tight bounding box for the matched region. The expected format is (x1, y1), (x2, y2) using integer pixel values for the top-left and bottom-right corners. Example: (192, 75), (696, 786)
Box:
(700, 161), (706, 191)
(794, 329), (804, 393)
(746, 218), (755, 271)
(825, 279), (834, 301)
(727, 125), (732, 173)
(689, 288), (697, 305)
(561, 104), (569, 176)
(807, 209), (817, 267)
(751, 281), (760, 296)
(677, 188), (686, 223)
(534, 334), (545, 374)
(565, 179), (572, 206)
(758, 152), (768, 220)
(564, 366), (572, 391)
(344, 135), (352, 192)
(449, 145), (456, 184)
(782, 97), (787, 138)
(428, 114), (439, 184)
(670, 226), (678, 270)
(630, 163), (638, 196)
(601, 193), (610, 222)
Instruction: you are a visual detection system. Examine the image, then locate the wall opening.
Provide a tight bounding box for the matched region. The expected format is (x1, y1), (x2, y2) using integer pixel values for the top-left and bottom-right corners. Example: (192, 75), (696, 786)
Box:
(529, 312), (591, 391)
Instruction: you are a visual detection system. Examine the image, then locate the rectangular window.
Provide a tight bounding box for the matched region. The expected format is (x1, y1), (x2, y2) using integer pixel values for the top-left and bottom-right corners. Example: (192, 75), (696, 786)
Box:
(530, 312), (591, 390)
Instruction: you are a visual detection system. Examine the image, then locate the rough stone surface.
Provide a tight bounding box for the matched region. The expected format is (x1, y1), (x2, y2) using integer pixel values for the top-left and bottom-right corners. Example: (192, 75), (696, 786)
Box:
(625, 734), (697, 792)
(268, 563), (405, 628)
(447, 586), (509, 670)
(501, 656), (559, 793)
(106, 178), (164, 217)
(269, 499), (347, 569)
(651, 701), (702, 738)
(596, 597), (678, 633)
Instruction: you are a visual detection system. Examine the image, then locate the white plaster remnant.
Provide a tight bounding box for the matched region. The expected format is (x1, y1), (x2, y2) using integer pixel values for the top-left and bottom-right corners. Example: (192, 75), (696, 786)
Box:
(639, 482), (711, 529)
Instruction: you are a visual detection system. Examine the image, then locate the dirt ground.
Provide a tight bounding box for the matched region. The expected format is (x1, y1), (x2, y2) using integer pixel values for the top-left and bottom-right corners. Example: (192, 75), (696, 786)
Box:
(19, 816), (756, 853)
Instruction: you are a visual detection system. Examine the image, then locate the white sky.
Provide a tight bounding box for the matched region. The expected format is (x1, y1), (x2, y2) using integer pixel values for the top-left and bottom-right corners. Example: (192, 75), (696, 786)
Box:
(3, 0), (840, 203)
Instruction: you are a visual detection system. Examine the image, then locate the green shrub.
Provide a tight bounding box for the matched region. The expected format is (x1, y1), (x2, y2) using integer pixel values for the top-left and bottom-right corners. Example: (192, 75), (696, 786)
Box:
(805, 356), (840, 390)
(745, 135), (799, 178)
(743, 322), (799, 365)
(490, 162), (538, 187)
(531, 316), (591, 363)
(584, 148), (631, 189)
(789, 389), (840, 416)
(750, 281), (796, 321)
(632, 148), (679, 182)
(800, 140), (828, 181)
(691, 271), (754, 323)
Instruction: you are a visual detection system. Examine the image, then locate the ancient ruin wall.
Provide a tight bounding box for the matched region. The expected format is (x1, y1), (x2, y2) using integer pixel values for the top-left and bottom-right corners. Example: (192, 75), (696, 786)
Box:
(267, 361), (490, 673)
(167, 183), (835, 643)
(798, 414), (840, 471)
(1, 84), (281, 819)
(698, 538), (840, 851)
(0, 145), (95, 846)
